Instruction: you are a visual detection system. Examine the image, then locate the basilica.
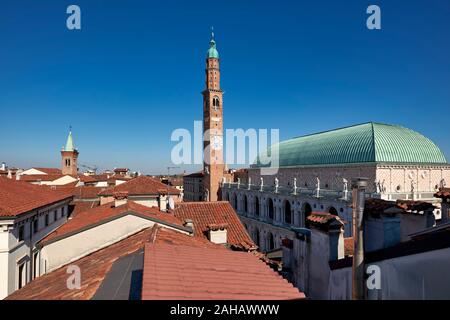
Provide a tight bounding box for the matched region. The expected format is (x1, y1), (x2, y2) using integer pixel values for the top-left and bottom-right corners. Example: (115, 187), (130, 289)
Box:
(187, 32), (450, 254)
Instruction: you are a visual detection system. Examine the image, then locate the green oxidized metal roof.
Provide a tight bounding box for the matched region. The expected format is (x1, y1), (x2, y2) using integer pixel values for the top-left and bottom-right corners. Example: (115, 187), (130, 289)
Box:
(65, 130), (74, 152)
(253, 122), (447, 167)
(207, 30), (219, 59)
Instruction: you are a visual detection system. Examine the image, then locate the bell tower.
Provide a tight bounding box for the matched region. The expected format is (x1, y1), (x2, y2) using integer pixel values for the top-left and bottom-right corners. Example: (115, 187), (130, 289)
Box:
(61, 128), (79, 175)
(203, 29), (224, 201)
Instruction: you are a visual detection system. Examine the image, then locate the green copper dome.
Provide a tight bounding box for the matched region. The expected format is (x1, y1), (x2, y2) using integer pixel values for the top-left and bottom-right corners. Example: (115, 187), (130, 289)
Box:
(207, 32), (219, 59)
(65, 130), (74, 152)
(253, 122), (447, 167)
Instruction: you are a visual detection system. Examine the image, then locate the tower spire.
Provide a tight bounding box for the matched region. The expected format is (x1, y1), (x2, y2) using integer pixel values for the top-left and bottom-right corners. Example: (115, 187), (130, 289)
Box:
(65, 127), (74, 152)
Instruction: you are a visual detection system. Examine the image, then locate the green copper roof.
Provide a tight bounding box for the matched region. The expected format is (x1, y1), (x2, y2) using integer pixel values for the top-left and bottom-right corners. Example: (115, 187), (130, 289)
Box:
(207, 31), (219, 59)
(65, 130), (74, 151)
(253, 122), (447, 167)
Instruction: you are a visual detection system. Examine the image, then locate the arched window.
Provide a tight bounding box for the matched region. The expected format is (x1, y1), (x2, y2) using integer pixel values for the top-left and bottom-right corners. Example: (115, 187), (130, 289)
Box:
(254, 229), (260, 247)
(328, 207), (338, 216)
(244, 195), (248, 213)
(268, 232), (275, 251)
(232, 194), (237, 210)
(255, 197), (260, 216)
(212, 96), (220, 109)
(268, 198), (274, 220)
(303, 202), (312, 227)
(284, 201), (292, 224)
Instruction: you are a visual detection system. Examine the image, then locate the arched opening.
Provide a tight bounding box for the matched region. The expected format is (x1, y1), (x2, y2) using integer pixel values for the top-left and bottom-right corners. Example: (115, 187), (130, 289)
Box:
(303, 202), (312, 227)
(244, 195), (248, 213)
(254, 229), (260, 247)
(232, 194), (237, 210)
(212, 96), (220, 109)
(255, 197), (260, 216)
(284, 200), (292, 224)
(267, 232), (275, 251)
(268, 198), (274, 220)
(328, 206), (338, 216)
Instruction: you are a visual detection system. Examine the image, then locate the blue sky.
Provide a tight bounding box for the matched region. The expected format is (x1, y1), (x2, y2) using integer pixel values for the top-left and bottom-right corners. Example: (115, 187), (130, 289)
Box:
(0, 0), (449, 174)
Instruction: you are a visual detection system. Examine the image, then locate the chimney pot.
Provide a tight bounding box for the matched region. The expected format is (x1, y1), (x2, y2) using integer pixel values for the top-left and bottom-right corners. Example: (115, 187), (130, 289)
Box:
(113, 191), (129, 207)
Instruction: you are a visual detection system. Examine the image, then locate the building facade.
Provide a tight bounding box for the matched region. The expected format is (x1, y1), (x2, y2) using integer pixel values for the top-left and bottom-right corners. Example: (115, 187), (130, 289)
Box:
(202, 31), (225, 201)
(0, 178), (72, 299)
(222, 122), (450, 251)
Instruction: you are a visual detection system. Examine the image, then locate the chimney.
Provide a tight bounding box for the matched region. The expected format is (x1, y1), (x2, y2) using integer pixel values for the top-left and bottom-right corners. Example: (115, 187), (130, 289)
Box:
(183, 219), (194, 236)
(113, 191), (128, 207)
(328, 219), (345, 261)
(441, 199), (450, 224)
(351, 177), (368, 300)
(207, 223), (228, 244)
(0, 162), (6, 171)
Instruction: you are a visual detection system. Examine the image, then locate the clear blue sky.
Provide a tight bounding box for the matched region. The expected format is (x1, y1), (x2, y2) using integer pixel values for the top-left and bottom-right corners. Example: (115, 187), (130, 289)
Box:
(1, 0), (449, 175)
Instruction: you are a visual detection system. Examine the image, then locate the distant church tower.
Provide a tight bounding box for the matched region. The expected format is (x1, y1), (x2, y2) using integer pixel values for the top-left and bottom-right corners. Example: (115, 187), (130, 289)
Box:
(61, 129), (79, 175)
(203, 29), (224, 201)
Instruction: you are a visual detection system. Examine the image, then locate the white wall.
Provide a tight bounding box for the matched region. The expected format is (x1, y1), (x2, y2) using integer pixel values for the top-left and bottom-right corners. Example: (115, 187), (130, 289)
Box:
(0, 202), (69, 300)
(41, 215), (189, 273)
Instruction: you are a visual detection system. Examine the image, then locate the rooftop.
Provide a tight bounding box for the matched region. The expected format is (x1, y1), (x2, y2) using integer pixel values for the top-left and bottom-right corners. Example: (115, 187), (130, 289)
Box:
(174, 201), (256, 249)
(0, 177), (73, 217)
(142, 241), (304, 300)
(40, 201), (184, 245)
(98, 175), (180, 196)
(253, 122), (447, 168)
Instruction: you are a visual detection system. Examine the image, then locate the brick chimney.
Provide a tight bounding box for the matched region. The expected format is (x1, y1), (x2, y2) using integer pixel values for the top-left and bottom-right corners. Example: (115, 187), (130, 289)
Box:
(207, 223), (228, 244)
(113, 191), (129, 207)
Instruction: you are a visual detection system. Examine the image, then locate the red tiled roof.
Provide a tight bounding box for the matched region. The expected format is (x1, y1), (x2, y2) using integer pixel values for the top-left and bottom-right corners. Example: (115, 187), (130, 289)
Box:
(306, 212), (335, 224)
(19, 174), (65, 182)
(344, 237), (354, 256)
(98, 175), (180, 196)
(174, 201), (255, 248)
(435, 188), (450, 199)
(69, 200), (99, 218)
(396, 200), (435, 212)
(184, 171), (204, 178)
(6, 228), (156, 300)
(75, 174), (96, 183)
(142, 242), (305, 300)
(31, 167), (62, 175)
(72, 186), (104, 199)
(40, 201), (184, 245)
(90, 174), (111, 182)
(0, 177), (73, 217)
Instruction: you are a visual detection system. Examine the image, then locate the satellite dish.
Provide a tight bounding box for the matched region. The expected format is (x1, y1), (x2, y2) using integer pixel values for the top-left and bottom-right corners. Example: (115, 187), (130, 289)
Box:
(168, 197), (175, 210)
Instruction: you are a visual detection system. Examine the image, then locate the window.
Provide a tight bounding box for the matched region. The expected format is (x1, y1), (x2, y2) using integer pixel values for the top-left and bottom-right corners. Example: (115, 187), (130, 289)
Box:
(268, 198), (274, 220)
(284, 201), (292, 224)
(18, 263), (25, 289)
(33, 253), (39, 279)
(255, 197), (260, 217)
(53, 210), (57, 222)
(33, 219), (39, 234)
(45, 214), (49, 227)
(18, 225), (25, 242)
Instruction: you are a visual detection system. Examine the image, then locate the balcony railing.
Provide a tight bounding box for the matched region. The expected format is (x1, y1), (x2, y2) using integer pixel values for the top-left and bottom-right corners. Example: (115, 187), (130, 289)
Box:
(222, 182), (438, 202)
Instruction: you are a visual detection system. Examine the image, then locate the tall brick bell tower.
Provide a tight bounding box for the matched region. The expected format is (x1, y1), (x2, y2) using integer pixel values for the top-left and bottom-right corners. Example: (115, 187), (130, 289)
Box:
(61, 128), (79, 175)
(203, 29), (224, 201)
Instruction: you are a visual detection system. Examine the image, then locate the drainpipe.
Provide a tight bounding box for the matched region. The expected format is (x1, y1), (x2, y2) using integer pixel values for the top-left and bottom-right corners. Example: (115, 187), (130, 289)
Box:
(351, 177), (368, 300)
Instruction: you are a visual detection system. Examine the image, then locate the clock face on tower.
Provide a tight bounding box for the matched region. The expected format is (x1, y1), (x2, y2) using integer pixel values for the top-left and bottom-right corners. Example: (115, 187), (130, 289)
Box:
(211, 135), (223, 150)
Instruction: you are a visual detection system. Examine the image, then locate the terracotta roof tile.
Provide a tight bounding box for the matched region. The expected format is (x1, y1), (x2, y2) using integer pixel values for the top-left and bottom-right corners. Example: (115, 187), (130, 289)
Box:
(141, 242), (305, 300)
(435, 188), (450, 199)
(19, 174), (65, 182)
(174, 201), (255, 248)
(31, 167), (62, 175)
(98, 176), (180, 196)
(6, 228), (156, 300)
(0, 177), (73, 217)
(344, 237), (354, 256)
(40, 201), (183, 245)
